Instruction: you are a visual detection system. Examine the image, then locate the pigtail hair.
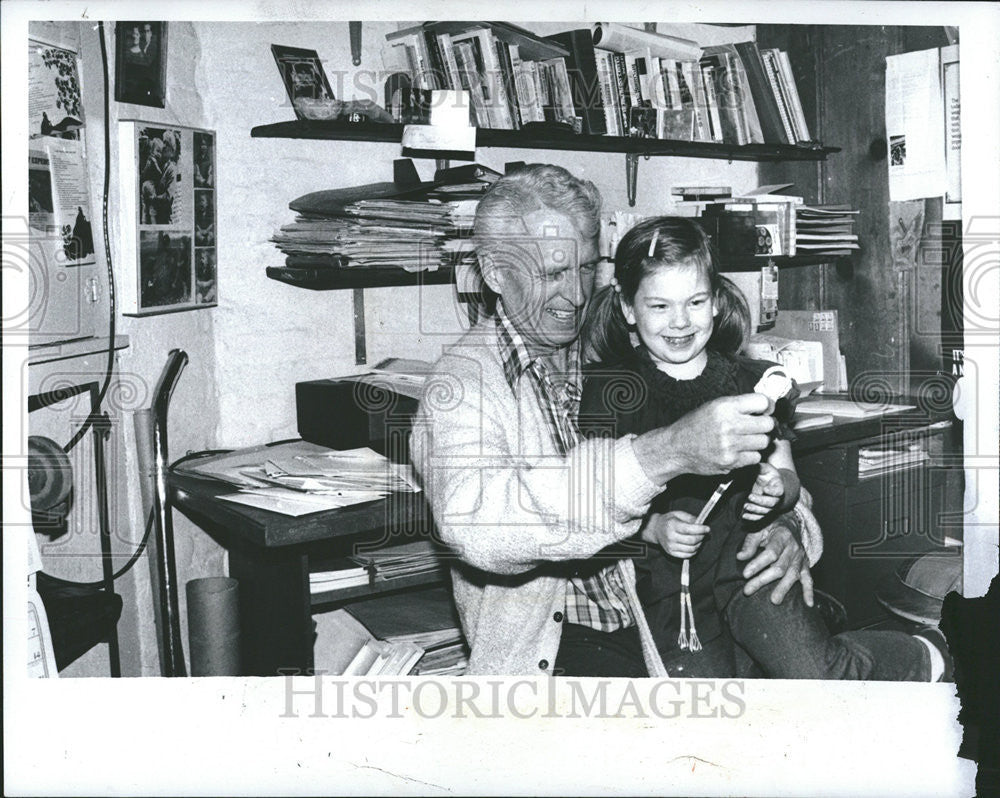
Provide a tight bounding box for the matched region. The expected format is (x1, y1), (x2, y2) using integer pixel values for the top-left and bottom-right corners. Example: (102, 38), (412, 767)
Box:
(581, 284), (634, 365)
(710, 274), (752, 355)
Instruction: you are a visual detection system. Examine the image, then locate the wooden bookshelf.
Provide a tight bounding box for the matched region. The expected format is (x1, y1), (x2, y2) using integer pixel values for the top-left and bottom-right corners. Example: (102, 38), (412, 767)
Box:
(251, 119), (840, 162)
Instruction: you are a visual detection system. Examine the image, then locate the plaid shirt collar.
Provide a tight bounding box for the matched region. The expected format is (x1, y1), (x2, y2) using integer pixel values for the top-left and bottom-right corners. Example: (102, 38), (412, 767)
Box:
(495, 302), (582, 401)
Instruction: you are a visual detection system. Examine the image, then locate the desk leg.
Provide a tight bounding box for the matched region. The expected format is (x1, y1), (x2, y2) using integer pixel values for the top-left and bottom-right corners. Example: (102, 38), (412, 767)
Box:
(228, 545), (313, 676)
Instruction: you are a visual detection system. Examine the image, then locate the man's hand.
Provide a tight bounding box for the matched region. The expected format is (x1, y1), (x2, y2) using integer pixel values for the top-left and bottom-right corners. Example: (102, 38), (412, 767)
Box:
(641, 511), (710, 559)
(737, 523), (814, 606)
(634, 393), (776, 485)
(742, 463), (785, 521)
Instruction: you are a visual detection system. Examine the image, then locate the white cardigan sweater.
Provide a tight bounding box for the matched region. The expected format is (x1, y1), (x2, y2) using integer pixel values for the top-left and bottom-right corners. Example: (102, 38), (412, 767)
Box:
(410, 321), (664, 675)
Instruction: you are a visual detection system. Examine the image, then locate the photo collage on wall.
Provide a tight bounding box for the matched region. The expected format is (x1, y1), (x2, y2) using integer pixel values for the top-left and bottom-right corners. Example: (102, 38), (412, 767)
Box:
(133, 124), (216, 312)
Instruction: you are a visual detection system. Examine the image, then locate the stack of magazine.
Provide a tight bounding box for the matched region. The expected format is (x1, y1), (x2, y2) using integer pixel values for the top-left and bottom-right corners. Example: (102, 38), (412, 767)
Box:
(272, 199), (459, 272)
(795, 205), (860, 257)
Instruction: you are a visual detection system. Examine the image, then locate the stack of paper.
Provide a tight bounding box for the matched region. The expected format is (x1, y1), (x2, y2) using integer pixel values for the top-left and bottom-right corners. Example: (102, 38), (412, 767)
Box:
(308, 558), (372, 593)
(358, 540), (446, 582)
(795, 205), (860, 257)
(238, 446), (418, 497)
(177, 441), (419, 518)
(858, 442), (929, 477)
(272, 198), (477, 273)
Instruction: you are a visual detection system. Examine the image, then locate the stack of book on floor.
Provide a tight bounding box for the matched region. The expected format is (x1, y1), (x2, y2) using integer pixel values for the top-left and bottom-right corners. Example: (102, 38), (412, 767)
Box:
(317, 587), (468, 676)
(795, 205), (860, 257)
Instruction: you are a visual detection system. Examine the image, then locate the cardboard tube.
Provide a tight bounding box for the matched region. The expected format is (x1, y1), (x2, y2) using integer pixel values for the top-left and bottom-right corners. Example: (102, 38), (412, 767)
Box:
(186, 577), (241, 676)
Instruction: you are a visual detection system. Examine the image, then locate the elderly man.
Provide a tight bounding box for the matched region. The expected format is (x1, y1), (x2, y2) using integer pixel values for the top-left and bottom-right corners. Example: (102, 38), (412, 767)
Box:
(410, 164), (810, 676)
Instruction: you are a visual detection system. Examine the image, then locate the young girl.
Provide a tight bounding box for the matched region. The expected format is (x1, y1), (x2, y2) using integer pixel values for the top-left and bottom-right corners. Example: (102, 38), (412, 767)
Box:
(579, 216), (948, 680)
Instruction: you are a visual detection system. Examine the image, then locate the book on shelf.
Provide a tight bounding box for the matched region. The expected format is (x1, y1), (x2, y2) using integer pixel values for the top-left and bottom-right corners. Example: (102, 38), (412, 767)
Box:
(701, 44), (764, 144)
(386, 25), (446, 91)
(677, 59), (713, 141)
(593, 49), (622, 136)
(495, 38), (522, 129)
(507, 43), (540, 125)
(732, 40), (789, 144)
(760, 47), (796, 144)
(671, 185), (732, 200)
(624, 50), (652, 109)
(388, 22), (571, 131)
(380, 24), (818, 150)
(699, 62), (725, 142)
(542, 57), (576, 126)
(450, 27), (513, 129)
(544, 29), (608, 136)
(775, 48), (811, 141)
(611, 51), (633, 133)
(450, 38), (491, 128)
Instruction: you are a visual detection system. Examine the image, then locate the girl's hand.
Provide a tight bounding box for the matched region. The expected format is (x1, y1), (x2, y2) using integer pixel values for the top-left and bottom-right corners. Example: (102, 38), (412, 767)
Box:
(641, 511), (710, 559)
(742, 463), (786, 521)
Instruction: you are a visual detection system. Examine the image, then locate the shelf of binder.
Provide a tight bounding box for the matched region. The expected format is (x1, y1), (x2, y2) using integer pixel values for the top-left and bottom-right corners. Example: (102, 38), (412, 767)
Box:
(251, 118), (838, 162)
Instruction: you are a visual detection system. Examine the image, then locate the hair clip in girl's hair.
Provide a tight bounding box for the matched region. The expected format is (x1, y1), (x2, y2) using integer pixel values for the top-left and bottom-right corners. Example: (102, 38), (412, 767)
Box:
(648, 230), (659, 258)
(609, 276), (622, 294)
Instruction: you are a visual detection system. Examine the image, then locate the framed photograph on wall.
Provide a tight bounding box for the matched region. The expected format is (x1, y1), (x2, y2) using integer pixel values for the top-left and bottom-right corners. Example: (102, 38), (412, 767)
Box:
(118, 120), (217, 315)
(270, 44), (335, 118)
(115, 22), (167, 107)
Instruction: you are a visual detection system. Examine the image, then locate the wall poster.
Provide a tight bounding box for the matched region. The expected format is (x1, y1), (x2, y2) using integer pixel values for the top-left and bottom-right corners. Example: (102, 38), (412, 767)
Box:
(119, 120), (217, 315)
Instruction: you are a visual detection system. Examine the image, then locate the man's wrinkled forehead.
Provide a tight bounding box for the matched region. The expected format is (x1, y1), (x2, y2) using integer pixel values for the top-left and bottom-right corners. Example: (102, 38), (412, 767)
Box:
(480, 211), (594, 253)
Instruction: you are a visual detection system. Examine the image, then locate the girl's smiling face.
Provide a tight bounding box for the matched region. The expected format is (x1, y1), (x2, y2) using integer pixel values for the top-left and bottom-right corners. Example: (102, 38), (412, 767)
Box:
(621, 261), (718, 379)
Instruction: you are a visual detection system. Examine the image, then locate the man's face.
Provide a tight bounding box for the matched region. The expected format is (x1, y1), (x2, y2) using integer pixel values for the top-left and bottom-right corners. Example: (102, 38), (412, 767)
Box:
(487, 209), (599, 358)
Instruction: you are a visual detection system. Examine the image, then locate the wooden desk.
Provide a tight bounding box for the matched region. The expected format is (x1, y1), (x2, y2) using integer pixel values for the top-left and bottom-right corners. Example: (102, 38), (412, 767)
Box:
(172, 402), (961, 672)
(170, 471), (435, 676)
(789, 403), (962, 627)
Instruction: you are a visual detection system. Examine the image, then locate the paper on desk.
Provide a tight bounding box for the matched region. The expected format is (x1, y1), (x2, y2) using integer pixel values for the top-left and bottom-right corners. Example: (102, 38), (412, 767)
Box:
(217, 486), (389, 516)
(257, 447), (420, 492)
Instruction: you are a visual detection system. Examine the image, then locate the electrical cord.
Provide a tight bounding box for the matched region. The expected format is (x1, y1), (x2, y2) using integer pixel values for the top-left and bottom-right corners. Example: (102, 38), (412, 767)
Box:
(63, 21), (117, 454)
(42, 449), (233, 588)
